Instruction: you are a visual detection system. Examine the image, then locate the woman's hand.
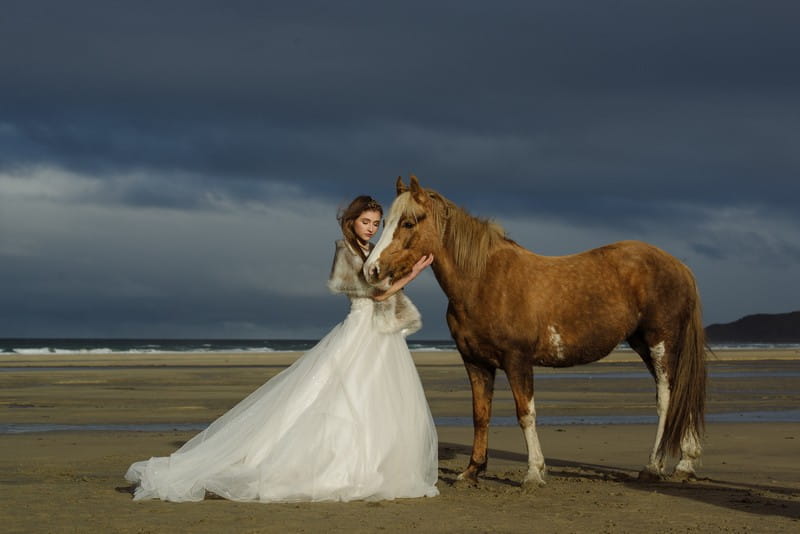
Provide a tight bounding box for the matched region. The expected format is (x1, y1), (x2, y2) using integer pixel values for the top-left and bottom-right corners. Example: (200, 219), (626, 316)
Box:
(409, 254), (434, 279)
(371, 254), (434, 302)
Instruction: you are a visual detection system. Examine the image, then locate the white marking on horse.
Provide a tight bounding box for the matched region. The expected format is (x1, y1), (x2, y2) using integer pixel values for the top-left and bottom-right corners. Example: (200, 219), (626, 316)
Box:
(646, 341), (669, 475)
(521, 395), (546, 485)
(547, 325), (565, 360)
(651, 341), (668, 414)
(363, 200), (403, 289)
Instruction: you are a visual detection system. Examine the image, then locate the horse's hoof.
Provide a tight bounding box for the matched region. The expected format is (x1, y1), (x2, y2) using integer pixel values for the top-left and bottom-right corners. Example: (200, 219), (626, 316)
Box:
(671, 469), (697, 482)
(521, 477), (546, 493)
(454, 472), (479, 487)
(637, 468), (665, 482)
(453, 477), (479, 488)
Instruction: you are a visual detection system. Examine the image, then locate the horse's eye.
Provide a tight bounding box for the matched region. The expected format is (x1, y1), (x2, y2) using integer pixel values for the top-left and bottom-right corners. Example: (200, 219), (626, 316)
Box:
(402, 221), (415, 229)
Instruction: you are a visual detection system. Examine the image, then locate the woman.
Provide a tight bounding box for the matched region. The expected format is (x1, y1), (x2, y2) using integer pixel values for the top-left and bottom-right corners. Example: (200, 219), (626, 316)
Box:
(125, 195), (439, 502)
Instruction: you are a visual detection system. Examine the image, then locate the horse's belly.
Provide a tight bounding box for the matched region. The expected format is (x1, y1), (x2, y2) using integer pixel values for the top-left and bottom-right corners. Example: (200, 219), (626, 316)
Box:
(532, 338), (619, 368)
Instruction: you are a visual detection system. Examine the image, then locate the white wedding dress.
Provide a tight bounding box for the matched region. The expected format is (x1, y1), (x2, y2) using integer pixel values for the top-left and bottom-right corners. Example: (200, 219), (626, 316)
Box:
(125, 241), (439, 503)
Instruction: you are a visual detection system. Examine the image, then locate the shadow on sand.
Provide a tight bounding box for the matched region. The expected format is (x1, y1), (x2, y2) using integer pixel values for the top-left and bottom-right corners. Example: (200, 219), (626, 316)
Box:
(438, 441), (800, 520)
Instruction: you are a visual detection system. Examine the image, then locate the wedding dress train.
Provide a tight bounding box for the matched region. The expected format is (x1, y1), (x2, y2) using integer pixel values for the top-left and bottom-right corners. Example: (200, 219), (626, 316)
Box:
(125, 297), (439, 502)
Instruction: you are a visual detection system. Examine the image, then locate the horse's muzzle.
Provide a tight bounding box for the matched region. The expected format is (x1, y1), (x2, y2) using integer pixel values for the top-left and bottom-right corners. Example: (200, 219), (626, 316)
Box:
(363, 261), (391, 290)
(363, 259), (376, 282)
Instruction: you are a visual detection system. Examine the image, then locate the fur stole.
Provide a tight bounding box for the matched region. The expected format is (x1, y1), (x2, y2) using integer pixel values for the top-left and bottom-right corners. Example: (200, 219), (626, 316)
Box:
(327, 240), (374, 298)
(373, 291), (422, 337)
(327, 240), (422, 336)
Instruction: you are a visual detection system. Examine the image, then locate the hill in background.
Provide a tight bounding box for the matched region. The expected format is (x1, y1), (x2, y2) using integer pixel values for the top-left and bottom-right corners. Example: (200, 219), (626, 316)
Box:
(705, 310), (800, 343)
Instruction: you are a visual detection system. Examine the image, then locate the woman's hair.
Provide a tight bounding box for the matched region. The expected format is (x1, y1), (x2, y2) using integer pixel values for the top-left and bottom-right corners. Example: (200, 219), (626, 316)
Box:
(338, 195), (383, 260)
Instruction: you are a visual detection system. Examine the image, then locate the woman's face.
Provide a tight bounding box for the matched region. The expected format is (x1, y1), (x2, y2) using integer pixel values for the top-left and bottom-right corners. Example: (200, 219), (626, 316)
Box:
(353, 209), (381, 244)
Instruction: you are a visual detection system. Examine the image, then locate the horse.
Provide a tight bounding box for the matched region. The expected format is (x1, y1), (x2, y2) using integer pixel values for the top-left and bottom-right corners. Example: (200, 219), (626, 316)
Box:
(364, 176), (707, 488)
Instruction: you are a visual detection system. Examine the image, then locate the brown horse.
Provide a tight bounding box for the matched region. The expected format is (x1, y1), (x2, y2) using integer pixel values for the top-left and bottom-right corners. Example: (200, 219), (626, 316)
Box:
(364, 176), (706, 488)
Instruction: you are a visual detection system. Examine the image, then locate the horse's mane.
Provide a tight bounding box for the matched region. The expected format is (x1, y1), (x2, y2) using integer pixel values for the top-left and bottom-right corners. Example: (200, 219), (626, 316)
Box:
(396, 189), (512, 277)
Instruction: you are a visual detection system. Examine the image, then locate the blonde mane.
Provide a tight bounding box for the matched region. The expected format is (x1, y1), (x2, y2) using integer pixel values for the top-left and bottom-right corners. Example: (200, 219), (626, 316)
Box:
(394, 190), (510, 277)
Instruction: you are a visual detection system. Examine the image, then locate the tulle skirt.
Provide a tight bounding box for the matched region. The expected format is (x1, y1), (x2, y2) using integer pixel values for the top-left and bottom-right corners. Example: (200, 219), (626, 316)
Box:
(125, 298), (439, 502)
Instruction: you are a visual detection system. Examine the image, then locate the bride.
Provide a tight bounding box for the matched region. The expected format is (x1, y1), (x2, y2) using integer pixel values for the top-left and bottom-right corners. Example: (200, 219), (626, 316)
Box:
(125, 195), (439, 502)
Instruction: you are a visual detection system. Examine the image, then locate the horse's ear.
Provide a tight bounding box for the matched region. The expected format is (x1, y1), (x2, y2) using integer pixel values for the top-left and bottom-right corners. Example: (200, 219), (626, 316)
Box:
(396, 176), (408, 196)
(409, 175), (427, 203)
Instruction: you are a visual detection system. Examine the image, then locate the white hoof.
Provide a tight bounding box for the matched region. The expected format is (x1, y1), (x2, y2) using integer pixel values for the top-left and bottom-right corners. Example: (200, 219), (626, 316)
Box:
(521, 467), (546, 490)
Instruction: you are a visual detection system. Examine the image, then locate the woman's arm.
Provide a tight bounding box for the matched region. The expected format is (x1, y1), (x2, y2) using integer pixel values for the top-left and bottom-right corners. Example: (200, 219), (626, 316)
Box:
(372, 254), (434, 302)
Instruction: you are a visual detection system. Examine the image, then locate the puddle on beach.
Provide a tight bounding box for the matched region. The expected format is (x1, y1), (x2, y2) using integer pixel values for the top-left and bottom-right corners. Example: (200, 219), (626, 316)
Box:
(3, 410), (800, 435)
(4, 366), (800, 380)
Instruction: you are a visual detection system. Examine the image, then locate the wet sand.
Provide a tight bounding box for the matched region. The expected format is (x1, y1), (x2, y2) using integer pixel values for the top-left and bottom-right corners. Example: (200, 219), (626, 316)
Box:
(1, 349), (799, 533)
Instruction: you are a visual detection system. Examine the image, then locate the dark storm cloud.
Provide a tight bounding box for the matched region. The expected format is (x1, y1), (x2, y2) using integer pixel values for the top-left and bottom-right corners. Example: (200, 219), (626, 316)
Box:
(1, 1), (798, 336)
(689, 223), (800, 265)
(1, 286), (346, 338)
(3, 1), (798, 214)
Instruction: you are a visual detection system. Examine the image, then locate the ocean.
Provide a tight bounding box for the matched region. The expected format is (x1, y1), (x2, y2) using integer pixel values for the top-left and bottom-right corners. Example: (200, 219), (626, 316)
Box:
(1, 338), (798, 356)
(0, 338), (458, 355)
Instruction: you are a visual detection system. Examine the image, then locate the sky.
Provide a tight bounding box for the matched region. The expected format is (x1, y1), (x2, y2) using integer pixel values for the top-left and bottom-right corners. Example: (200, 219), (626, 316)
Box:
(1, 1), (798, 339)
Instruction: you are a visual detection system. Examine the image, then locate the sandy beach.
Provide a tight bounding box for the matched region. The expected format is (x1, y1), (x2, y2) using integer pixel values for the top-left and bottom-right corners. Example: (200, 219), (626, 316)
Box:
(1, 349), (798, 533)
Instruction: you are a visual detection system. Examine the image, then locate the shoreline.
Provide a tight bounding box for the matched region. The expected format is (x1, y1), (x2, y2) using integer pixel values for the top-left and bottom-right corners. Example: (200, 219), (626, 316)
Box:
(2, 347), (799, 368)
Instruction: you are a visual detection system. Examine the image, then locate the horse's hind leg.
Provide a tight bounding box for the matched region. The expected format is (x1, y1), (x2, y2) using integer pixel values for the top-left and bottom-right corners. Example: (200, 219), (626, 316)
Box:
(457, 361), (496, 485)
(506, 360), (546, 488)
(629, 333), (668, 480)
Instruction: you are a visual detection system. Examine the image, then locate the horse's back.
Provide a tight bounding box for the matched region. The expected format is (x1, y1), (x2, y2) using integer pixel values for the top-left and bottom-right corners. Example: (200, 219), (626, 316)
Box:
(519, 239), (693, 288)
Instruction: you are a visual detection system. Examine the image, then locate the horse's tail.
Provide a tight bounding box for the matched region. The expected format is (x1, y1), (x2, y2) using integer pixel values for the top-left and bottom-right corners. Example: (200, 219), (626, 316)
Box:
(658, 279), (707, 458)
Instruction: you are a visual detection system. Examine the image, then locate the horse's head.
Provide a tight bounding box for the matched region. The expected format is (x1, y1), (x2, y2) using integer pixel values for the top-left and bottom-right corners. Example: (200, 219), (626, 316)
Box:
(364, 176), (441, 290)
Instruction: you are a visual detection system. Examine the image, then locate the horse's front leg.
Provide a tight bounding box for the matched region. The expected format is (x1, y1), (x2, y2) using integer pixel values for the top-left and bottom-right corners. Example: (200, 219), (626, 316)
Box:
(506, 361), (546, 488)
(456, 361), (496, 485)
